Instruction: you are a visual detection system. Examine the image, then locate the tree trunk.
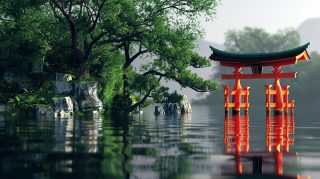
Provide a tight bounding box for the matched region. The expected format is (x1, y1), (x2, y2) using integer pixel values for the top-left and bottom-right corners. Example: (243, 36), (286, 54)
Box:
(123, 69), (128, 96)
(80, 62), (89, 78)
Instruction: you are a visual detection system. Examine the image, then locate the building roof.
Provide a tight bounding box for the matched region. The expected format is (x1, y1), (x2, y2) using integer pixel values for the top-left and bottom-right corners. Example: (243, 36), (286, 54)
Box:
(209, 42), (310, 67)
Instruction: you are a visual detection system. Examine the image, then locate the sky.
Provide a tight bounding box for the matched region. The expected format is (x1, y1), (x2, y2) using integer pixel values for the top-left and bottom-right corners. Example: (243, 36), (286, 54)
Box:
(202, 0), (320, 43)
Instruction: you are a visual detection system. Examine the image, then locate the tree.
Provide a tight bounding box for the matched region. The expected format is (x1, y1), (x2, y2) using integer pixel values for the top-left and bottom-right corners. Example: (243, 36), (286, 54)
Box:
(224, 27), (300, 53)
(43, 0), (220, 113)
(0, 0), (220, 113)
(112, 0), (220, 113)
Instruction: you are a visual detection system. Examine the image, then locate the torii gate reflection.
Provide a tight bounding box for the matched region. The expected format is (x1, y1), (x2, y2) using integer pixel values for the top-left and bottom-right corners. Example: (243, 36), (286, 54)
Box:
(223, 114), (309, 178)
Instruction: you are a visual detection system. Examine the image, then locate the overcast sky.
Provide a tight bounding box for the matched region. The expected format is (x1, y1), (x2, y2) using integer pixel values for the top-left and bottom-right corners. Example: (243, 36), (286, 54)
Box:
(202, 0), (320, 43)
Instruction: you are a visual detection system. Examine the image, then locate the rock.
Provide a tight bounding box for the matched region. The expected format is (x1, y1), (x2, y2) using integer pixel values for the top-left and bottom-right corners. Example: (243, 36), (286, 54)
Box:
(54, 81), (73, 95)
(52, 97), (74, 118)
(71, 98), (79, 112)
(74, 82), (103, 111)
(35, 106), (53, 118)
(0, 104), (5, 113)
(31, 62), (45, 74)
(55, 73), (73, 82)
(53, 109), (72, 119)
(180, 95), (192, 113)
(2, 71), (14, 83)
(162, 95), (192, 115)
(154, 106), (165, 116)
(163, 103), (181, 114)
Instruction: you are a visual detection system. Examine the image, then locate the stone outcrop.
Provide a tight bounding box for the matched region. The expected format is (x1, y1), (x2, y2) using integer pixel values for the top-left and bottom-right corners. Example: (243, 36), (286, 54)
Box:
(74, 82), (103, 111)
(54, 73), (73, 95)
(180, 95), (192, 113)
(35, 106), (53, 118)
(157, 95), (192, 116)
(0, 104), (5, 113)
(52, 97), (74, 118)
(154, 106), (165, 115)
(163, 103), (181, 115)
(54, 81), (73, 95)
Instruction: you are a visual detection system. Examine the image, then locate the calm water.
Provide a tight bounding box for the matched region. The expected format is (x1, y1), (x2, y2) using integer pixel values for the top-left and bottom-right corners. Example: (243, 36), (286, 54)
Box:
(0, 105), (320, 178)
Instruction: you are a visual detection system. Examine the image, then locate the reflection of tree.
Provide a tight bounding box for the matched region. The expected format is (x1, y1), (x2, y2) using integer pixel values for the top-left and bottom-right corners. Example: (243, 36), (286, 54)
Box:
(101, 115), (132, 179)
(0, 115), (5, 135)
(128, 113), (193, 178)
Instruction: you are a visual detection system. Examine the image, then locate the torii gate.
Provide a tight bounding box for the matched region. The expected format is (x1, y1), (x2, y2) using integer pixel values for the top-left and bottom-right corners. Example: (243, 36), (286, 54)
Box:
(209, 43), (310, 115)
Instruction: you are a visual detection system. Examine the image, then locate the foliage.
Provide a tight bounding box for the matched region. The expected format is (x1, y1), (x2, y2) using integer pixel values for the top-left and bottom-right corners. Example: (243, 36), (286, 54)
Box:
(0, 0), (221, 113)
(7, 82), (54, 111)
(151, 87), (183, 103)
(224, 27), (300, 53)
(100, 49), (124, 109)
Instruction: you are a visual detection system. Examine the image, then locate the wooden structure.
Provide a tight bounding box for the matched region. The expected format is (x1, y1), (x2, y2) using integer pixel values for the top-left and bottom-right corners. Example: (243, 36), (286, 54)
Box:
(210, 43), (310, 114)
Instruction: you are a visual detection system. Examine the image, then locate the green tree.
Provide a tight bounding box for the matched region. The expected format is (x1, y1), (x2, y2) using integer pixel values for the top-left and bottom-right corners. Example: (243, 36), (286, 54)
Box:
(113, 0), (220, 113)
(0, 0), (220, 113)
(42, 0), (221, 113)
(224, 27), (300, 53)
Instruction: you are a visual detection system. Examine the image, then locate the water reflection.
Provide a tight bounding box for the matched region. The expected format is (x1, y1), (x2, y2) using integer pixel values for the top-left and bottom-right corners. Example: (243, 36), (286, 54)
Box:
(130, 113), (193, 179)
(1, 105), (320, 178)
(224, 113), (309, 178)
(0, 115), (5, 135)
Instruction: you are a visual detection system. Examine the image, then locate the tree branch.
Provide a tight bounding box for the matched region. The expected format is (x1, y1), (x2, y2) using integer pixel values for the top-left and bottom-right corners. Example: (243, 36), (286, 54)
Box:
(88, 0), (107, 33)
(143, 70), (209, 92)
(127, 76), (163, 113)
(51, 0), (78, 50)
(123, 49), (148, 69)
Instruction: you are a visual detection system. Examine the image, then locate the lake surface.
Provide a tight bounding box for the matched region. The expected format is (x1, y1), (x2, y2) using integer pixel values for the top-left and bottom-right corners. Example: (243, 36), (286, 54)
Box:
(0, 105), (319, 178)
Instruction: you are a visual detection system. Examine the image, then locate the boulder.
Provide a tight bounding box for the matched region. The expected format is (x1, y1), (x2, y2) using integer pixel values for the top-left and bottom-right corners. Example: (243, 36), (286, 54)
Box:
(74, 82), (103, 111)
(0, 104), (5, 113)
(2, 71), (14, 83)
(31, 62), (45, 74)
(55, 73), (73, 82)
(52, 97), (74, 118)
(180, 95), (192, 113)
(53, 109), (72, 119)
(54, 73), (73, 95)
(54, 81), (73, 95)
(35, 106), (53, 118)
(163, 103), (181, 114)
(154, 106), (165, 116)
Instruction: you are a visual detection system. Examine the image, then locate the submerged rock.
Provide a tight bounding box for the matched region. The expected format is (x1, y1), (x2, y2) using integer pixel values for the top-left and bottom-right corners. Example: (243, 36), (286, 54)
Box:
(160, 95), (192, 116)
(35, 106), (53, 118)
(163, 103), (181, 114)
(154, 106), (165, 116)
(0, 104), (5, 113)
(180, 95), (192, 113)
(74, 82), (103, 111)
(52, 97), (74, 118)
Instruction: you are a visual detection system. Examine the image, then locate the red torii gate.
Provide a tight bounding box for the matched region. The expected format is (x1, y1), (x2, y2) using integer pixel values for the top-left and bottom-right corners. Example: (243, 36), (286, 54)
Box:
(209, 43), (310, 115)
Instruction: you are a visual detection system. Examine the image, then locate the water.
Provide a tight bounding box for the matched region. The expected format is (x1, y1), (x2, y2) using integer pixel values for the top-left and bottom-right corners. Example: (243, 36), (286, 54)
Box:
(0, 105), (319, 178)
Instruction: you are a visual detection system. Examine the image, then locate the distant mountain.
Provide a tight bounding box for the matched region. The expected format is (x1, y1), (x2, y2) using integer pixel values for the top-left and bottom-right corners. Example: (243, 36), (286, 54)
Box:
(297, 17), (320, 52)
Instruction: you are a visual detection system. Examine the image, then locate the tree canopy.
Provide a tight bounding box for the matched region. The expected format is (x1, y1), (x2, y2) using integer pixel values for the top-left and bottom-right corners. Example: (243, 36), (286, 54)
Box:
(224, 27), (300, 53)
(0, 0), (220, 113)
